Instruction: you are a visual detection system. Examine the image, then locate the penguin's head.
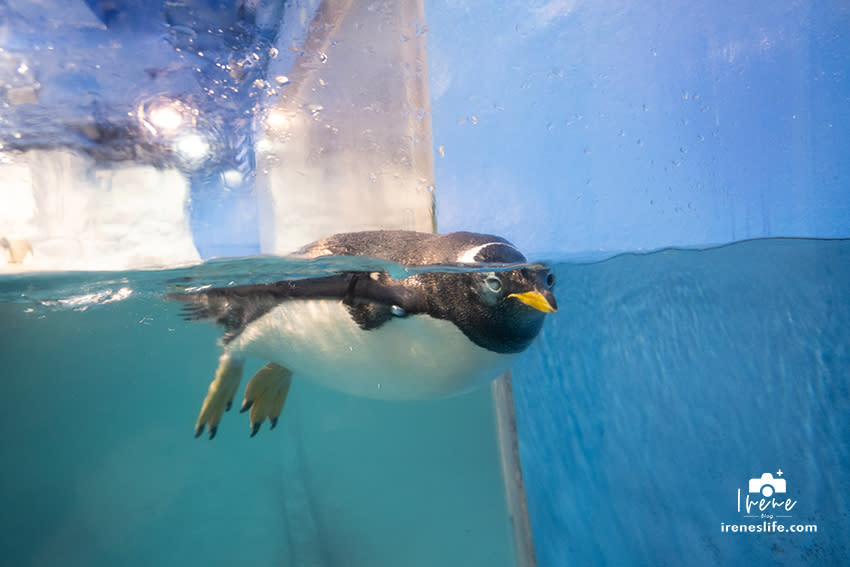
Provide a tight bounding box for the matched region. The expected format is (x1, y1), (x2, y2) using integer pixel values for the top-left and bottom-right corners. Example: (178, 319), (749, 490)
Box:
(425, 235), (558, 354)
(466, 265), (557, 353)
(414, 263), (557, 355)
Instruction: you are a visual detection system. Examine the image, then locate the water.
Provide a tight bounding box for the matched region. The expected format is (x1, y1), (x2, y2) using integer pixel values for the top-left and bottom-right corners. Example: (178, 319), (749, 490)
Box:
(0, 258), (518, 566)
(514, 237), (850, 566)
(1, 237), (848, 565)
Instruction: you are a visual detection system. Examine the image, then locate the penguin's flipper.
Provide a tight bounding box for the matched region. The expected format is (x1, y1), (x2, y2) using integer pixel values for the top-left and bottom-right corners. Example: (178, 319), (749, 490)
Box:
(168, 272), (423, 342)
(169, 283), (293, 344)
(195, 354), (244, 439)
(240, 362), (293, 437)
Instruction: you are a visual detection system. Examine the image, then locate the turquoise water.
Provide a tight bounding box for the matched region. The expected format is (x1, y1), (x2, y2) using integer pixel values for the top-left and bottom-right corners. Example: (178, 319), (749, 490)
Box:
(0, 258), (518, 567)
(1, 237), (848, 566)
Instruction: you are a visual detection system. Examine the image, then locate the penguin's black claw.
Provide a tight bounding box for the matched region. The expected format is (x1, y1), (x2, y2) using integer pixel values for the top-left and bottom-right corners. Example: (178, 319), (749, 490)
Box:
(194, 424), (205, 438)
(209, 425), (218, 440)
(240, 399), (254, 413)
(250, 422), (261, 437)
(270, 417), (279, 430)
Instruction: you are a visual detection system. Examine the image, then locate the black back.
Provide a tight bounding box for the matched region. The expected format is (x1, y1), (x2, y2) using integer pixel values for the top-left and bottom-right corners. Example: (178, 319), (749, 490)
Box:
(298, 230), (527, 265)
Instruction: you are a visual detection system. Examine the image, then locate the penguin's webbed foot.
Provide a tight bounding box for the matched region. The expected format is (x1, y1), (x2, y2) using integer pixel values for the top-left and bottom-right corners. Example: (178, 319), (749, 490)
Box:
(195, 354), (244, 440)
(241, 362), (293, 437)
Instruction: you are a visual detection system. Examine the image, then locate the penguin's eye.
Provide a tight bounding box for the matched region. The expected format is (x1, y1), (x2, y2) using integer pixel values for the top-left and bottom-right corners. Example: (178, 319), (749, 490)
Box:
(485, 276), (502, 292)
(546, 272), (555, 288)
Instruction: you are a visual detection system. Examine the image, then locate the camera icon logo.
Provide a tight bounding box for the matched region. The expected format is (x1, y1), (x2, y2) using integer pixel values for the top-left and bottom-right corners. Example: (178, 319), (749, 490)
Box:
(748, 472), (786, 498)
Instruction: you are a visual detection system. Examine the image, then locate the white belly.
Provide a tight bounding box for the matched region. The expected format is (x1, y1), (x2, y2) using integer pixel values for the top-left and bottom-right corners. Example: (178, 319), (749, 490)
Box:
(225, 300), (516, 400)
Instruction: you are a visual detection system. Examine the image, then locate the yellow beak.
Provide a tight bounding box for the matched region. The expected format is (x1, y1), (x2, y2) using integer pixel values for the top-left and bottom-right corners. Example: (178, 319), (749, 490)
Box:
(508, 290), (558, 313)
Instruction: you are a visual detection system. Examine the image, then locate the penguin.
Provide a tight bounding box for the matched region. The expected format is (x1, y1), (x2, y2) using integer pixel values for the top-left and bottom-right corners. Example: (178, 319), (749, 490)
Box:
(169, 230), (557, 439)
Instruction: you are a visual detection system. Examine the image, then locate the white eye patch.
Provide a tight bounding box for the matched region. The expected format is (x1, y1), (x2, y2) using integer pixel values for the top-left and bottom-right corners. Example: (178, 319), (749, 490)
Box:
(456, 242), (524, 264)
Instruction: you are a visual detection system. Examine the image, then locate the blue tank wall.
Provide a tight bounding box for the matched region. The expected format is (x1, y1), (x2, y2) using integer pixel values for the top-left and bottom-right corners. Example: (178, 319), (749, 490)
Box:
(427, 0), (850, 256)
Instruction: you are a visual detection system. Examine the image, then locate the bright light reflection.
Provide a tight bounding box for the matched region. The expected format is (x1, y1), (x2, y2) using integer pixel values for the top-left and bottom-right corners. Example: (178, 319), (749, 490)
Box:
(265, 109), (292, 130)
(175, 134), (210, 162)
(149, 105), (183, 132)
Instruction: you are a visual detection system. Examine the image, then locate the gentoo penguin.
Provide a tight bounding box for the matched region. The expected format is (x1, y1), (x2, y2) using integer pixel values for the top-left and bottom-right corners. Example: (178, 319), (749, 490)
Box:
(169, 230), (557, 439)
